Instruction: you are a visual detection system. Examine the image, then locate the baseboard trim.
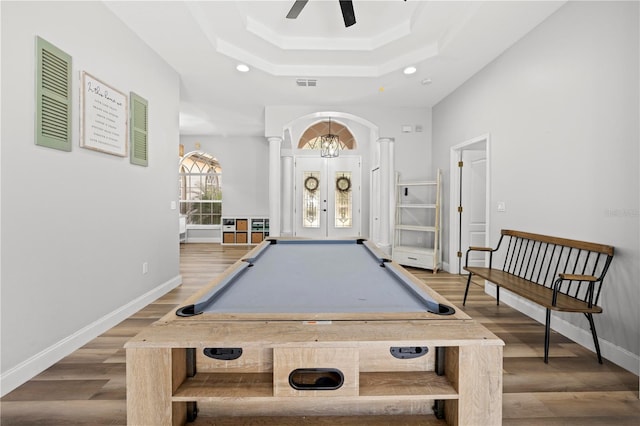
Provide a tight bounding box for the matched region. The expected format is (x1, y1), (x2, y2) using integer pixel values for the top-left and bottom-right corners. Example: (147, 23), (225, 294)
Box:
(185, 237), (220, 243)
(484, 283), (639, 375)
(0, 275), (182, 397)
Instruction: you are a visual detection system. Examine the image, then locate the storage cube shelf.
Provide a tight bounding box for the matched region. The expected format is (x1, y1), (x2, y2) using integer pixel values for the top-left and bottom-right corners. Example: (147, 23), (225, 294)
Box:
(222, 217), (269, 245)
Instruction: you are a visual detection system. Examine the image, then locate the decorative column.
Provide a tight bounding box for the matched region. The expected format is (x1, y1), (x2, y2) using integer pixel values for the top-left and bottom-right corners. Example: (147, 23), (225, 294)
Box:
(281, 148), (294, 236)
(377, 137), (395, 255)
(268, 136), (282, 237)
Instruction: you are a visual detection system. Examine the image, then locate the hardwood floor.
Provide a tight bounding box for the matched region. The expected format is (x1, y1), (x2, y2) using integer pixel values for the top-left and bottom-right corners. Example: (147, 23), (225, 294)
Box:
(1, 243), (638, 425)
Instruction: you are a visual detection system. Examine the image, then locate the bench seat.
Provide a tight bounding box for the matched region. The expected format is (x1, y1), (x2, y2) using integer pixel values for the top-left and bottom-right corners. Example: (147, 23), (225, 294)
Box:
(465, 267), (603, 314)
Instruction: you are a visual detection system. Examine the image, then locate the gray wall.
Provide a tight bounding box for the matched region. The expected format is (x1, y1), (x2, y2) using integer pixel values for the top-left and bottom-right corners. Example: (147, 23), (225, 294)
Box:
(1, 1), (181, 393)
(433, 1), (639, 368)
(180, 135), (271, 218)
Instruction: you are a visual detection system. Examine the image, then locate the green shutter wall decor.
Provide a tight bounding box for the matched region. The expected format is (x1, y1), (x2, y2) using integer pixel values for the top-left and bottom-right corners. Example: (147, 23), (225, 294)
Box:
(130, 92), (148, 166)
(35, 36), (72, 151)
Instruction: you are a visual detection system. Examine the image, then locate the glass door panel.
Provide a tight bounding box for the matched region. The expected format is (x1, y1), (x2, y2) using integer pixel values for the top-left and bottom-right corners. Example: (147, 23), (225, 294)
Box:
(334, 172), (352, 228)
(303, 171), (321, 228)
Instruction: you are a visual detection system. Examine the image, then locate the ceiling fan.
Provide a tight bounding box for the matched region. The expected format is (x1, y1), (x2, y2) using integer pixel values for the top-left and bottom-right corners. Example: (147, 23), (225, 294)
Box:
(286, 0), (356, 28)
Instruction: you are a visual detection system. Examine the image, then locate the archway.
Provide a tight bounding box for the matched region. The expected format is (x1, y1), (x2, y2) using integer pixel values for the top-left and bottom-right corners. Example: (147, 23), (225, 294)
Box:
(270, 111), (394, 252)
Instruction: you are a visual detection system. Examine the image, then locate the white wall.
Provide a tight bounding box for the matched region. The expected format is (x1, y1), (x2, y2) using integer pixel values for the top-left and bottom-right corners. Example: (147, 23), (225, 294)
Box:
(433, 1), (639, 371)
(180, 103), (433, 242)
(265, 106), (433, 181)
(1, 1), (182, 394)
(184, 107), (433, 242)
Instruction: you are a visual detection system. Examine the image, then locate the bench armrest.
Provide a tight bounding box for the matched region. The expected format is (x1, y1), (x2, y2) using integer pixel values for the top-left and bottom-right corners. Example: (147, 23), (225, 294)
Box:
(465, 246), (498, 269)
(558, 274), (598, 282)
(468, 246), (493, 252)
(553, 274), (599, 308)
(465, 234), (508, 270)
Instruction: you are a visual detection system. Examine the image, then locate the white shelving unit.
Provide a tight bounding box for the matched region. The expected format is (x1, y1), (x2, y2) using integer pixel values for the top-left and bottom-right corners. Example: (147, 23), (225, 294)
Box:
(221, 217), (270, 245)
(392, 169), (441, 272)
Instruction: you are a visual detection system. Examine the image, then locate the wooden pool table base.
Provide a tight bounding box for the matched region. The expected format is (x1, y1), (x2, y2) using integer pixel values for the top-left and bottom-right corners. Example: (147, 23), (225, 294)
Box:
(126, 320), (503, 425)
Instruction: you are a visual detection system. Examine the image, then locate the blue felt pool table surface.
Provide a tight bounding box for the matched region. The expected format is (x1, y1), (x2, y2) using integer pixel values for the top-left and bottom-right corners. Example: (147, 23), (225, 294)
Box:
(176, 239), (456, 319)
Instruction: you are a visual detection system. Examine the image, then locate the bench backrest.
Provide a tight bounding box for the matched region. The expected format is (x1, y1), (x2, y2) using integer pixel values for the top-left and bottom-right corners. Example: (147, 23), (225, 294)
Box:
(496, 230), (614, 306)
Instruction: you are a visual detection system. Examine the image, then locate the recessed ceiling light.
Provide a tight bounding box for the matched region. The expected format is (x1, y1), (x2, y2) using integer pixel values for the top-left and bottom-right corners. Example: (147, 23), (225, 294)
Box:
(421, 78), (432, 85)
(236, 64), (250, 73)
(403, 66), (417, 75)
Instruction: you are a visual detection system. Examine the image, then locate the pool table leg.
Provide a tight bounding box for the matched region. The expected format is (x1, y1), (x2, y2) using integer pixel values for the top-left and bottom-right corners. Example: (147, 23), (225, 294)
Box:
(444, 345), (503, 425)
(127, 347), (186, 426)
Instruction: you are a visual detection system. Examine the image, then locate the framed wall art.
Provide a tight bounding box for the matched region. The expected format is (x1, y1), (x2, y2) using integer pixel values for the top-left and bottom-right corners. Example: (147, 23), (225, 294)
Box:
(80, 71), (128, 157)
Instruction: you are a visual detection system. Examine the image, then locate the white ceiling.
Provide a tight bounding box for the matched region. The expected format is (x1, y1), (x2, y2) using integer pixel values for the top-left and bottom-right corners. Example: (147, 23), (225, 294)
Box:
(104, 0), (566, 136)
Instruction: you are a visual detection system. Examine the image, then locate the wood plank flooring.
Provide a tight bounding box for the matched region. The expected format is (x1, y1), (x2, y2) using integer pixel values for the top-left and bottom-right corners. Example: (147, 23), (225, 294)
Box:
(1, 243), (638, 425)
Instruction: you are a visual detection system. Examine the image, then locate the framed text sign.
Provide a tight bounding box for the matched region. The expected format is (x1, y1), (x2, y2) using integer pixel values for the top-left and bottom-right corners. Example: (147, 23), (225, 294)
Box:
(80, 72), (128, 157)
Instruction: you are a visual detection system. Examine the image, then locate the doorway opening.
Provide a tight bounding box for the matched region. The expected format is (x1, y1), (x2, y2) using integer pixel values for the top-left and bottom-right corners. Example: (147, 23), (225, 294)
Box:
(449, 135), (491, 274)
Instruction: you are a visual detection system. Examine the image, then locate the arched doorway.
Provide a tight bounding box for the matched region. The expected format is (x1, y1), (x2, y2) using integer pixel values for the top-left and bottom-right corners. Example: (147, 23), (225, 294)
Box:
(270, 110), (393, 252)
(293, 120), (360, 238)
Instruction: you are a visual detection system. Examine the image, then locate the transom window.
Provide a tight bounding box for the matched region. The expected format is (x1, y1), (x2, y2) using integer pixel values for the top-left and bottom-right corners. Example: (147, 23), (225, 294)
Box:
(298, 121), (356, 151)
(179, 151), (222, 225)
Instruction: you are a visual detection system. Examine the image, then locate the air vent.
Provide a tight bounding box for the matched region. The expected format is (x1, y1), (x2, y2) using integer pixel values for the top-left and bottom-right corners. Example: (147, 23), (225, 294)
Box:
(296, 78), (317, 87)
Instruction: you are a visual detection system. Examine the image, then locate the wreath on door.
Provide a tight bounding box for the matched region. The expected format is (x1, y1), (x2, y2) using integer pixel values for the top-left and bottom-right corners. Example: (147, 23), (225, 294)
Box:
(304, 176), (319, 192)
(336, 176), (351, 192)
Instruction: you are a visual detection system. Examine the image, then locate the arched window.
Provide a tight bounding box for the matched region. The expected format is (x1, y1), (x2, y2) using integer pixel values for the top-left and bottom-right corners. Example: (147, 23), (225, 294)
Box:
(179, 151), (222, 225)
(298, 121), (356, 151)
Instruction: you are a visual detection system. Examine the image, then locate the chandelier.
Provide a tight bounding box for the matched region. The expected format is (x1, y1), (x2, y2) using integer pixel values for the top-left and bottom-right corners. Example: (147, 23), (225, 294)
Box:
(320, 118), (340, 158)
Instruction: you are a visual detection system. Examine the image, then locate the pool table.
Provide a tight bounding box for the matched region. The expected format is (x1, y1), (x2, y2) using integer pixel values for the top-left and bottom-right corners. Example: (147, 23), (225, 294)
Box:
(126, 238), (503, 425)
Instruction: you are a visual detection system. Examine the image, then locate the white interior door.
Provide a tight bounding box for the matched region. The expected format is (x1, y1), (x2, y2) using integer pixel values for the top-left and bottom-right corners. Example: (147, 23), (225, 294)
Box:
(294, 156), (361, 238)
(449, 135), (490, 274)
(460, 149), (487, 268)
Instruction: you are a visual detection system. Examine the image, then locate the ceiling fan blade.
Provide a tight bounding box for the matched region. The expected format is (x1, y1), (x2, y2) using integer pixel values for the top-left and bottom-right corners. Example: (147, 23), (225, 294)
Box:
(286, 0), (309, 19)
(339, 0), (356, 27)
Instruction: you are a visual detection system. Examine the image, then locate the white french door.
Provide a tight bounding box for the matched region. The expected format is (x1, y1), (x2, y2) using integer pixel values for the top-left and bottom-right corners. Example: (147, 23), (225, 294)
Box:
(294, 156), (361, 238)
